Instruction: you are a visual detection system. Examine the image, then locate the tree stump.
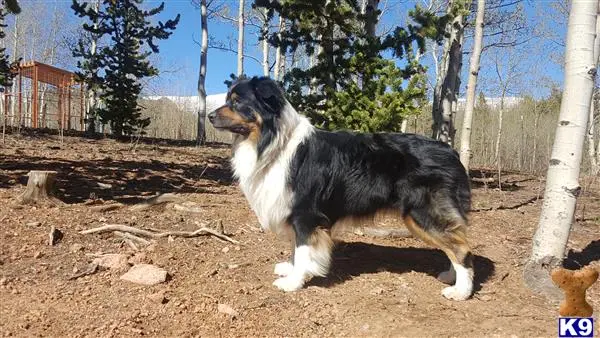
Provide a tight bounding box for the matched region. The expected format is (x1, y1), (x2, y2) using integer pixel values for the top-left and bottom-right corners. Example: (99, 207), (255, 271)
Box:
(17, 171), (63, 205)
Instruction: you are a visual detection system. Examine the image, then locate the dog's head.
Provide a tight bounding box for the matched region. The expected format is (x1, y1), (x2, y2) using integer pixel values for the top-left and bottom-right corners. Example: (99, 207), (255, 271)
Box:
(208, 77), (286, 141)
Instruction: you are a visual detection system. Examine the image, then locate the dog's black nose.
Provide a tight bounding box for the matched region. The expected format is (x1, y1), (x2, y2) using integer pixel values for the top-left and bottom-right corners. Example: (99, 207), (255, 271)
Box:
(208, 111), (216, 123)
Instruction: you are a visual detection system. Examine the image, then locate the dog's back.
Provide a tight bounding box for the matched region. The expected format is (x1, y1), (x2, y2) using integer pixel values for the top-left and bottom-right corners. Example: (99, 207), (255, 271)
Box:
(289, 130), (471, 226)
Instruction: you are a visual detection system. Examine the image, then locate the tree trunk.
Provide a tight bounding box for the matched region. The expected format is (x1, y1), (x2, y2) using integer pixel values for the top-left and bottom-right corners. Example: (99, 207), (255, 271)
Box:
(16, 170), (62, 205)
(400, 119), (408, 133)
(586, 11), (599, 175)
(432, 0), (468, 145)
(523, 0), (598, 299)
(87, 0), (100, 133)
(9, 15), (19, 126)
(197, 0), (208, 145)
(495, 93), (504, 189)
(364, 0), (380, 38)
(459, 0), (485, 169)
(260, 8), (269, 77)
(531, 102), (539, 173)
(274, 15), (285, 81)
(237, 0), (245, 77)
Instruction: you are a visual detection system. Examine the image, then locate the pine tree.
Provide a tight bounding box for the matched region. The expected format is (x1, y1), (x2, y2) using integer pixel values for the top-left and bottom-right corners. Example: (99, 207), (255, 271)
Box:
(72, 0), (179, 136)
(254, 0), (448, 132)
(0, 2), (19, 88)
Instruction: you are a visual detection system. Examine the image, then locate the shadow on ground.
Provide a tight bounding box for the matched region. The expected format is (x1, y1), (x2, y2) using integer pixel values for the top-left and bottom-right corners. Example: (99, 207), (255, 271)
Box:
(0, 153), (233, 204)
(564, 240), (600, 269)
(310, 241), (495, 293)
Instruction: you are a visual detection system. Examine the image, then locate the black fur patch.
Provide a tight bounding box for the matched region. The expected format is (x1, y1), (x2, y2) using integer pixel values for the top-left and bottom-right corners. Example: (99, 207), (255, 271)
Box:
(287, 130), (471, 243)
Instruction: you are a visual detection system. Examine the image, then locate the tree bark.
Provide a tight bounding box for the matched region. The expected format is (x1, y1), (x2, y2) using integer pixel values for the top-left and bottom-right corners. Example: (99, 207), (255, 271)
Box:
(197, 0), (208, 145)
(364, 0), (380, 38)
(9, 15), (19, 126)
(586, 11), (599, 175)
(432, 0), (468, 146)
(260, 8), (269, 77)
(237, 0), (245, 77)
(524, 0), (598, 298)
(17, 170), (62, 205)
(459, 0), (485, 169)
(400, 119), (408, 133)
(274, 15), (285, 81)
(86, 0), (100, 133)
(494, 90), (505, 164)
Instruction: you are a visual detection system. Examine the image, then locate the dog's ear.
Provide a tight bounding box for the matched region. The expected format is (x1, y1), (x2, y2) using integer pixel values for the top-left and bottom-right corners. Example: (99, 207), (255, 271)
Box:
(251, 77), (283, 113)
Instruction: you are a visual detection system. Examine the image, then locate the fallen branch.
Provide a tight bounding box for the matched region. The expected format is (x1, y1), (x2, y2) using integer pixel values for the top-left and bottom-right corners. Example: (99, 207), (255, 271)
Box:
(173, 203), (203, 213)
(471, 177), (496, 183)
(114, 231), (152, 246)
(353, 227), (412, 238)
(129, 193), (181, 211)
(472, 196), (541, 212)
(90, 204), (123, 212)
(80, 222), (239, 244)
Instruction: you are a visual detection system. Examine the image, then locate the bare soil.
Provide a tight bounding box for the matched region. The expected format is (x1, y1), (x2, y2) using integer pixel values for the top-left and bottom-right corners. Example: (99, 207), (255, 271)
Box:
(1, 132), (599, 337)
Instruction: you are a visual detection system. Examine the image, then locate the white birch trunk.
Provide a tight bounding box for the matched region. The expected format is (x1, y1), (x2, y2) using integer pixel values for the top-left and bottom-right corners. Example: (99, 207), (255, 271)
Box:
(586, 11), (599, 175)
(432, 0), (466, 145)
(364, 0), (379, 38)
(86, 0), (99, 133)
(494, 91), (505, 163)
(261, 8), (269, 77)
(274, 15), (285, 81)
(524, 0), (598, 298)
(197, 0), (208, 145)
(237, 0), (245, 77)
(459, 0), (485, 169)
(401, 119), (408, 133)
(9, 15), (19, 126)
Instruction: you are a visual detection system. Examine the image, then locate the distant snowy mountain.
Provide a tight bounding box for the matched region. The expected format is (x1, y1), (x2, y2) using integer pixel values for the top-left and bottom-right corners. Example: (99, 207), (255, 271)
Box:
(144, 93), (523, 114)
(144, 93), (227, 114)
(456, 96), (523, 110)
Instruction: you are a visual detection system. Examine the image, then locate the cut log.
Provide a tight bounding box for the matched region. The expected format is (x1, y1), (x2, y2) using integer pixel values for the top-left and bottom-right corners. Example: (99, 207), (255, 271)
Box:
(17, 171), (63, 205)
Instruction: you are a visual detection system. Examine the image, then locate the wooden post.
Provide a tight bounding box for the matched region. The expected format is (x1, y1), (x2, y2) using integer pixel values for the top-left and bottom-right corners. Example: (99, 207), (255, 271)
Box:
(67, 78), (72, 130)
(32, 65), (38, 128)
(79, 84), (84, 131)
(17, 71), (22, 127)
(57, 83), (62, 129)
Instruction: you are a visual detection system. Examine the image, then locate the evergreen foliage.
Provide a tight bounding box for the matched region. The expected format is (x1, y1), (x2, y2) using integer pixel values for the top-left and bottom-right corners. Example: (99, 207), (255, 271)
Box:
(254, 0), (448, 132)
(0, 6), (18, 88)
(72, 0), (179, 136)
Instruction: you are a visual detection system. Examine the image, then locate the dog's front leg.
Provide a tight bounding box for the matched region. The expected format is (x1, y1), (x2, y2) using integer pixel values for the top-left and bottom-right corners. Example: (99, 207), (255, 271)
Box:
(274, 238), (295, 277)
(273, 214), (333, 292)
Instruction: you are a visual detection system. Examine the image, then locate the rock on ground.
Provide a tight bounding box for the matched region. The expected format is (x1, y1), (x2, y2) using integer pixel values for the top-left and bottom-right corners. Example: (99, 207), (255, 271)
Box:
(120, 264), (168, 286)
(92, 254), (130, 272)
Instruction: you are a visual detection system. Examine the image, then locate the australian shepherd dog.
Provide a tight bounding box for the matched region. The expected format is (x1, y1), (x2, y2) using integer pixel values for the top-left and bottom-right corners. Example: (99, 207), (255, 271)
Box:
(208, 77), (474, 300)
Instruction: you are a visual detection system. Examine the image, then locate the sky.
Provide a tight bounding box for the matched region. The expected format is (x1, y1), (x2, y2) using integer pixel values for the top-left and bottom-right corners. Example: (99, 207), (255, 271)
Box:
(15, 0), (568, 98)
(150, 0), (566, 97)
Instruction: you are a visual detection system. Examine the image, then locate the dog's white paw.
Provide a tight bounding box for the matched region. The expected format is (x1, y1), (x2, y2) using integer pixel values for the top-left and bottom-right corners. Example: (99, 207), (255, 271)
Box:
(441, 286), (471, 301)
(273, 262), (294, 277)
(273, 276), (304, 292)
(437, 269), (456, 285)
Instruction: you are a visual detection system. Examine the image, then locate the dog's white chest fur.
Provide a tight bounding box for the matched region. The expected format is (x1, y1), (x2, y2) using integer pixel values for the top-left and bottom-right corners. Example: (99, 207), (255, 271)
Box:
(231, 113), (313, 233)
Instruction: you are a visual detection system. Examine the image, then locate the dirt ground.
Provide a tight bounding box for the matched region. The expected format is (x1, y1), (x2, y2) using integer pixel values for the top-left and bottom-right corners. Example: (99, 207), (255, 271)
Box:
(1, 132), (599, 338)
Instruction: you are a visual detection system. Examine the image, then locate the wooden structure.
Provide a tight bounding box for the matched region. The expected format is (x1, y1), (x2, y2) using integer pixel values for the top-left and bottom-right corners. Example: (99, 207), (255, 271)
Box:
(2, 61), (86, 131)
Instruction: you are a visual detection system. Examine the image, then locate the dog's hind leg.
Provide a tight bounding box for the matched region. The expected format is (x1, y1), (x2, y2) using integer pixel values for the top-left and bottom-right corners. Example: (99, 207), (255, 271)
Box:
(273, 214), (333, 292)
(403, 213), (474, 301)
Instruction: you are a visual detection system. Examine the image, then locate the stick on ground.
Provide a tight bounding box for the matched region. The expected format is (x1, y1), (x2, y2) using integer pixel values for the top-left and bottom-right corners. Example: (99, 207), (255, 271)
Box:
(81, 222), (239, 244)
(129, 193), (181, 211)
